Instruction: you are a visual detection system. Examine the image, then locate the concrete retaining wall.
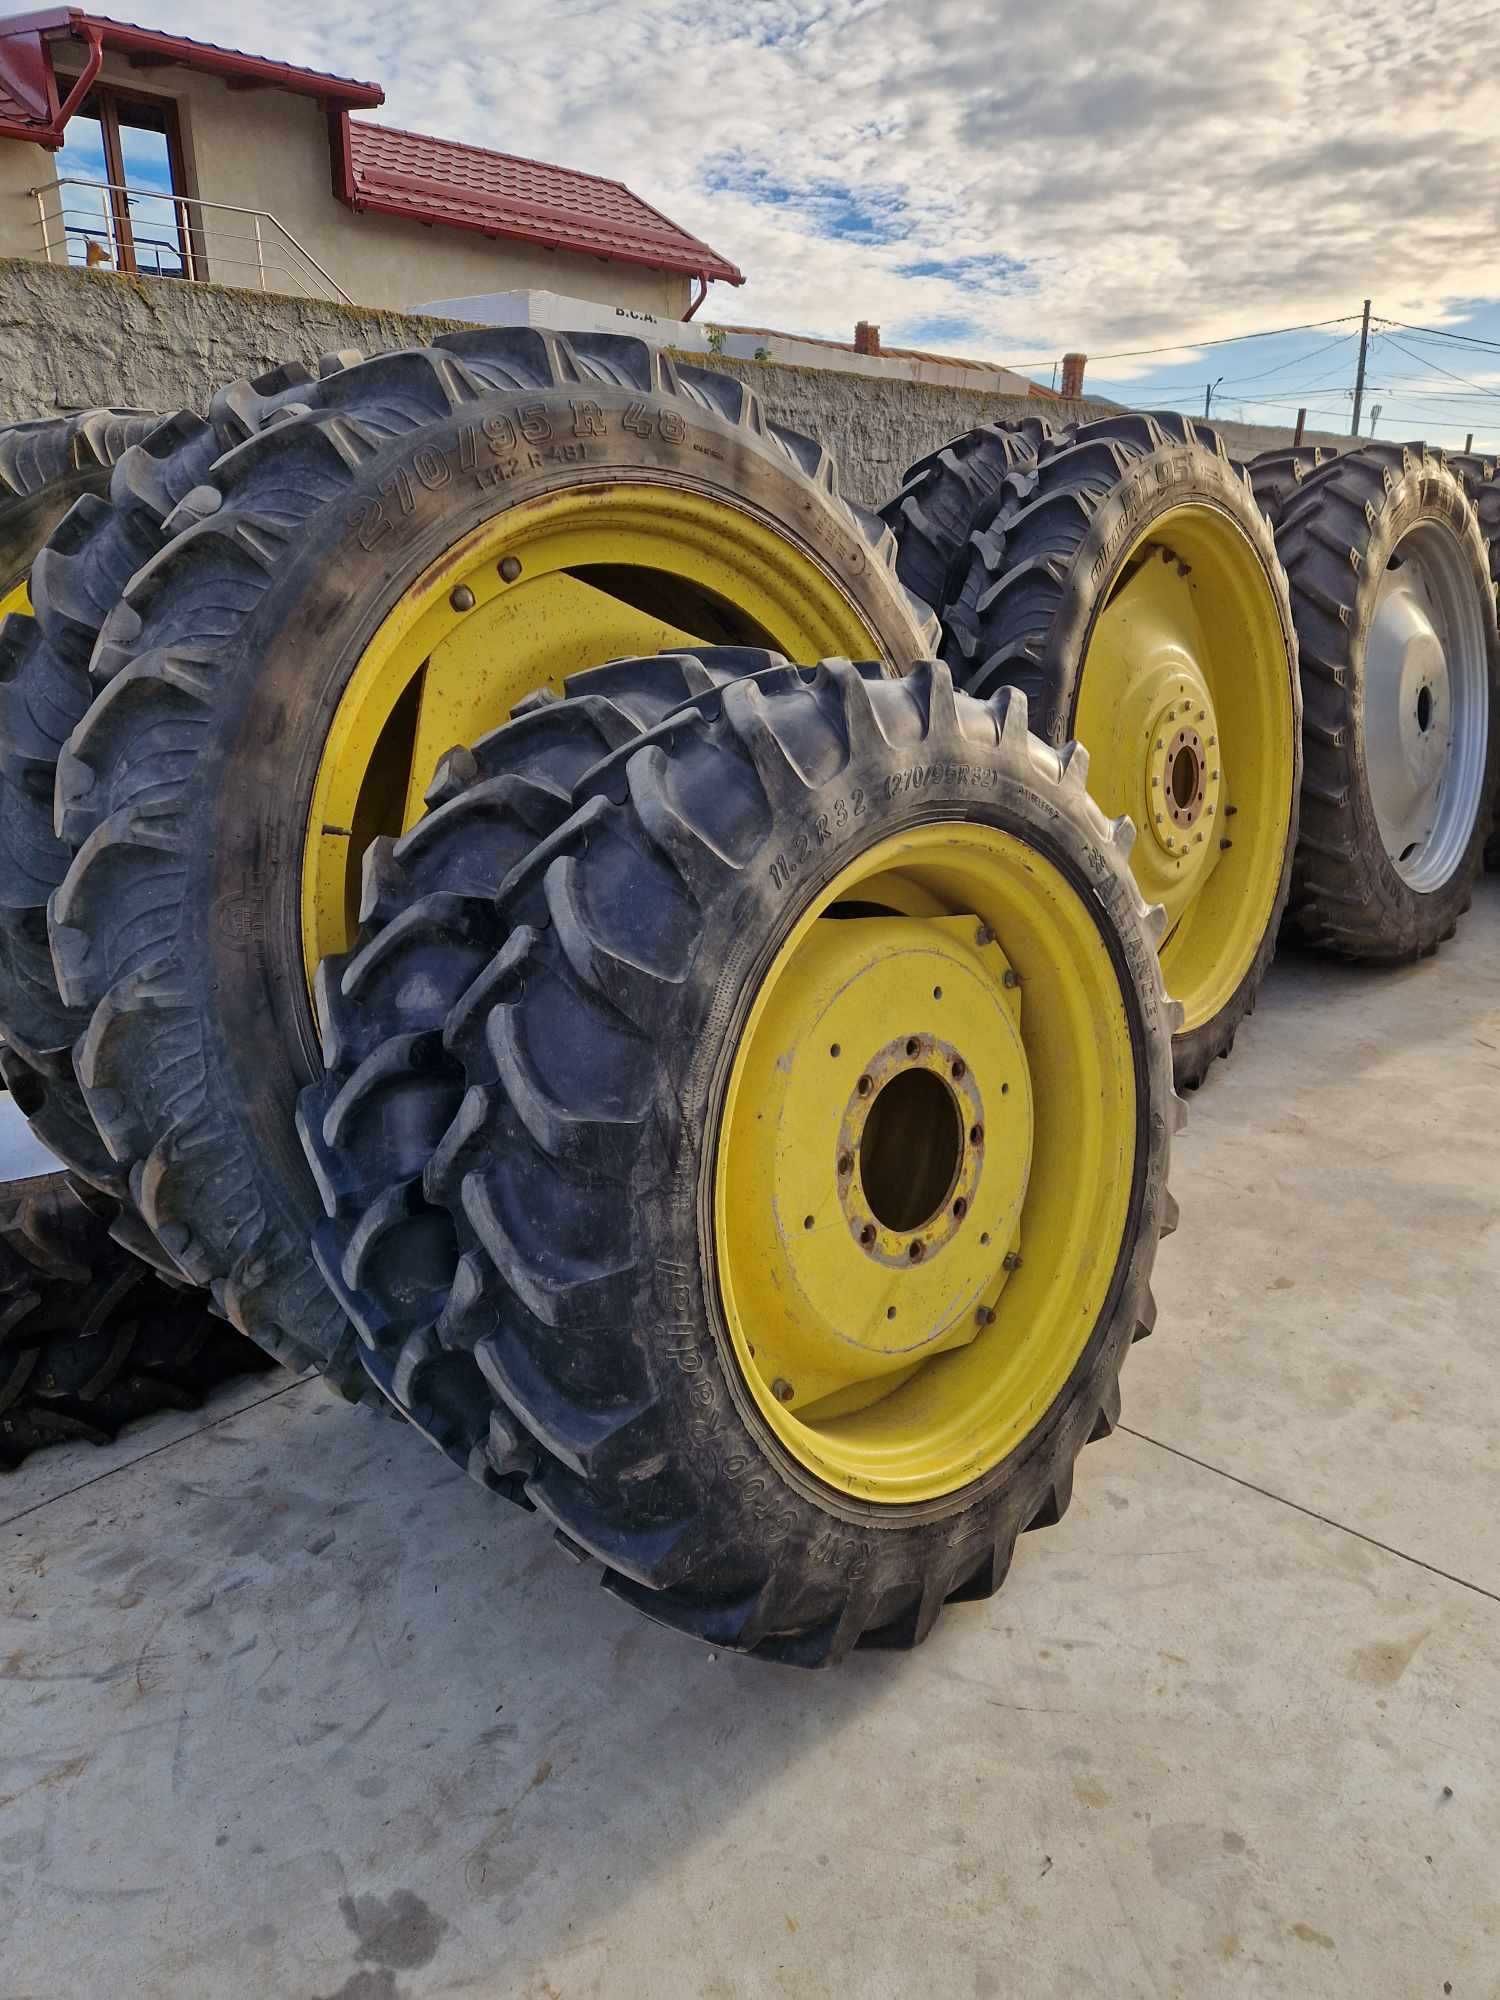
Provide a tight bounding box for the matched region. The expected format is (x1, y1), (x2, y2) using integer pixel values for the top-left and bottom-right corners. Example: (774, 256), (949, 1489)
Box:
(0, 258), (1356, 509)
(0, 258), (470, 423)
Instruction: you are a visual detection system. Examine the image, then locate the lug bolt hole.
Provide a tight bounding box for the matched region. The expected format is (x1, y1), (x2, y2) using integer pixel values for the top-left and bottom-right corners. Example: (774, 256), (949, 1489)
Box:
(905, 1037), (921, 1057)
(859, 1224), (876, 1247)
(952, 1197), (967, 1219)
(857, 1074), (873, 1097)
(838, 1152), (853, 1176)
(970, 1123), (984, 1145)
(951, 1058), (966, 1080)
(908, 1240), (925, 1262)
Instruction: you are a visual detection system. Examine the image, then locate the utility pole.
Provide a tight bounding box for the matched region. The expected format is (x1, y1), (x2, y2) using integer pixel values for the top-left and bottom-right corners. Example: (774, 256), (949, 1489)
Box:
(1204, 377), (1223, 419)
(1350, 298), (1371, 438)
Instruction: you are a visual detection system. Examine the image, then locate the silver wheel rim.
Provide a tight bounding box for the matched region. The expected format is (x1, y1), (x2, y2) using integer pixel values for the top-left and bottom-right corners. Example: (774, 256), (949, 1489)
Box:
(1365, 519), (1490, 891)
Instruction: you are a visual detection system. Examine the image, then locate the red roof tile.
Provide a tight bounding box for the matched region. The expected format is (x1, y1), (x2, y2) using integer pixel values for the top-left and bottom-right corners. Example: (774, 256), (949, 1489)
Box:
(346, 122), (743, 285)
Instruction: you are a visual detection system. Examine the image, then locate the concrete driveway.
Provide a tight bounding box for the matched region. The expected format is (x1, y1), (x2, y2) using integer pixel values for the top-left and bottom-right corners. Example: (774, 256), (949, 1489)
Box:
(3, 884), (1497, 1999)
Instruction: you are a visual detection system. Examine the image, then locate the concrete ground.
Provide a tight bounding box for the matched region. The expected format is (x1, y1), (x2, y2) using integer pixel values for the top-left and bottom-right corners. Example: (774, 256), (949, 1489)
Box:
(3, 885), (1498, 2000)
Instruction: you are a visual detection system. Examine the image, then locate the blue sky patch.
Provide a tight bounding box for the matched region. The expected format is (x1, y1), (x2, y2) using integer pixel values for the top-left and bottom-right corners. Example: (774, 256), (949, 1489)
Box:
(701, 155), (908, 245)
(895, 254), (1028, 289)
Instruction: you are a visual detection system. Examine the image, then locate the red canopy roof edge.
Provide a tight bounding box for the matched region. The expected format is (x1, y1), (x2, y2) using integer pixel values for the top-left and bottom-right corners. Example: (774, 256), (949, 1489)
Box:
(0, 8), (381, 141)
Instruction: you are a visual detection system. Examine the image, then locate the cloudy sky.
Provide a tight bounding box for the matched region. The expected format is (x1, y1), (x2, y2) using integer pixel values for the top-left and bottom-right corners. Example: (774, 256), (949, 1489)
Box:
(140, 0), (1500, 445)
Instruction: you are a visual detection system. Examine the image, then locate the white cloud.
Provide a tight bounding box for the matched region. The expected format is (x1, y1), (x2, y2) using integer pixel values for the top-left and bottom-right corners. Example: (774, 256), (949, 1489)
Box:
(143, 0), (1500, 365)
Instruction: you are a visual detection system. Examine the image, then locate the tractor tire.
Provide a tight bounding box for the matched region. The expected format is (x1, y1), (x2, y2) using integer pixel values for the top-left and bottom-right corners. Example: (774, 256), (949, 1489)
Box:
(46, 330), (938, 1389)
(1244, 444), (1340, 527)
(1277, 442), (1499, 958)
(0, 1170), (273, 1470)
(0, 409), (162, 609)
(0, 368), (361, 1372)
(939, 412), (1302, 1090)
(879, 418), (1052, 613)
(300, 656), (1180, 1664)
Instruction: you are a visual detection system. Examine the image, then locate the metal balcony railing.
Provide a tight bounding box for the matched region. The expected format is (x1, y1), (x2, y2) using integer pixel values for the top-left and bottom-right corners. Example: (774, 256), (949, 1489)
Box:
(31, 177), (354, 304)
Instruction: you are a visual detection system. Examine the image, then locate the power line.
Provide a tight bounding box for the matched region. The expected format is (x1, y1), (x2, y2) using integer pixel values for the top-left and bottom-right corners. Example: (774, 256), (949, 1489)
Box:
(1083, 373), (1229, 397)
(1083, 313), (1362, 363)
(1218, 330), (1362, 387)
(1378, 332), (1500, 403)
(1373, 316), (1500, 355)
(1087, 331), (1365, 402)
(1005, 310), (1500, 384)
(1356, 382), (1500, 404)
(996, 304), (1498, 445)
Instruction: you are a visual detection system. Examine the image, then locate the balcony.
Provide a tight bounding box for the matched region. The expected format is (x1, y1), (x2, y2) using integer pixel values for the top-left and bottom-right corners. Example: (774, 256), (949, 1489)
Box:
(30, 177), (353, 304)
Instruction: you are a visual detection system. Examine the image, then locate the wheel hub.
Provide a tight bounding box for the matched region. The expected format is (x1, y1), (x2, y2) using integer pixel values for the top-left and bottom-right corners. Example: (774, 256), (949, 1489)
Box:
(1141, 682), (1223, 874)
(1366, 561), (1458, 874)
(725, 909), (1033, 1416)
(837, 1031), (987, 1273)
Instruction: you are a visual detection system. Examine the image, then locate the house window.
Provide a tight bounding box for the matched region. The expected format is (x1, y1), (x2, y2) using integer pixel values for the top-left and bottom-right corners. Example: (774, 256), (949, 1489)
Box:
(53, 85), (193, 279)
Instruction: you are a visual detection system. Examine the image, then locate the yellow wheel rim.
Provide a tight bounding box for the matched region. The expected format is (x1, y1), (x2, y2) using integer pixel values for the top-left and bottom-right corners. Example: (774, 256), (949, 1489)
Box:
(302, 483), (883, 979)
(0, 575), (31, 620)
(713, 823), (1138, 1505)
(1075, 503), (1295, 1034)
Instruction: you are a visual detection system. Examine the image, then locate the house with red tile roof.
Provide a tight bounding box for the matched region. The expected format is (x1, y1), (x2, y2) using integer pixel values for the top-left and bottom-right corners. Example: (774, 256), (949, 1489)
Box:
(0, 9), (741, 314)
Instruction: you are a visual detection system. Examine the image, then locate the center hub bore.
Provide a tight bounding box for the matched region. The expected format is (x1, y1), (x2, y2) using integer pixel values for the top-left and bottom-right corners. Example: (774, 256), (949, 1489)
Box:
(1140, 681), (1223, 868)
(1165, 725), (1207, 829)
(837, 1032), (985, 1269)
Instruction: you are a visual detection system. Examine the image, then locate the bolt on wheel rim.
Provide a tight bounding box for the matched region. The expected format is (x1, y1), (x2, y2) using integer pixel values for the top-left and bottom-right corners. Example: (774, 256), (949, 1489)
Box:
(1365, 520), (1490, 890)
(713, 823), (1138, 1506)
(301, 482), (884, 983)
(1073, 503), (1296, 1036)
